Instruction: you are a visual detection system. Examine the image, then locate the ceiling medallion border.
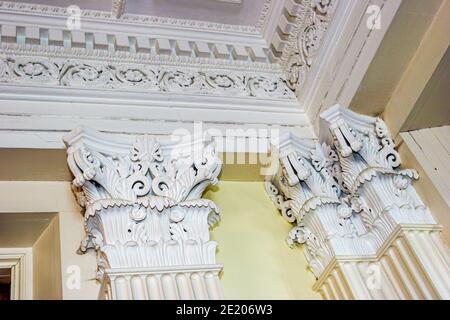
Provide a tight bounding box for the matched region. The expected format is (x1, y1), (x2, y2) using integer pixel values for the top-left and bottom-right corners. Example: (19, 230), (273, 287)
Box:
(0, 0), (273, 35)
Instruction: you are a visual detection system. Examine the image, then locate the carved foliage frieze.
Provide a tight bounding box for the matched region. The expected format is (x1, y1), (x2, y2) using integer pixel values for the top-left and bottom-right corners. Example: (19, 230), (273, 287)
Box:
(0, 55), (295, 99)
(283, 0), (337, 94)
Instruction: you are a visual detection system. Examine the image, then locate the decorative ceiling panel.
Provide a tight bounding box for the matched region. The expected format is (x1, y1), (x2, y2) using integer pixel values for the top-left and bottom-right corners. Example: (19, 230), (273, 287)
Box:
(3, 0), (271, 34)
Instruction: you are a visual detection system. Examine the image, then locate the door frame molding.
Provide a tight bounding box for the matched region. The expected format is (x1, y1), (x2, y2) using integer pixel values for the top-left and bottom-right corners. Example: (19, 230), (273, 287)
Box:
(0, 248), (32, 299)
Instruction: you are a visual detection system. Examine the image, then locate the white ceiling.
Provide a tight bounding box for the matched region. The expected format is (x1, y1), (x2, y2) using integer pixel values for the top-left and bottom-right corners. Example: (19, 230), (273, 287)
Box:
(12, 0), (266, 26)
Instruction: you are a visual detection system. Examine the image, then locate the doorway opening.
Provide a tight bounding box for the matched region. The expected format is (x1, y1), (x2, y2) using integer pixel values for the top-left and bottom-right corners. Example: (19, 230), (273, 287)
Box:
(0, 268), (11, 300)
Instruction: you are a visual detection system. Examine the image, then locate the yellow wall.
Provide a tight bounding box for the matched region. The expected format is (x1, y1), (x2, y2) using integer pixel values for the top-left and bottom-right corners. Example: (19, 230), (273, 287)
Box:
(0, 181), (320, 299)
(205, 181), (320, 300)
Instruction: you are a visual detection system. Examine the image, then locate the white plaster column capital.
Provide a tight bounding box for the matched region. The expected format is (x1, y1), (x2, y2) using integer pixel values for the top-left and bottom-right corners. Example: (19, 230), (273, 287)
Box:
(267, 105), (450, 299)
(64, 127), (224, 299)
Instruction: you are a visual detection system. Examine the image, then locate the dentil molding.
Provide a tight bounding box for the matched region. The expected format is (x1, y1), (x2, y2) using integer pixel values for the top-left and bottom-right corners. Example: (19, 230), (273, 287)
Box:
(0, 0), (270, 35)
(64, 127), (224, 300)
(266, 105), (450, 299)
(0, 0), (276, 65)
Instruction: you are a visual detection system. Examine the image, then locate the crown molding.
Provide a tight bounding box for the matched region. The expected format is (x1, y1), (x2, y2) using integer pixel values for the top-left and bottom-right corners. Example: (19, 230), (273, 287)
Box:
(298, 0), (402, 133)
(255, 0), (275, 32)
(111, 0), (126, 19)
(0, 0), (276, 44)
(0, 51), (292, 98)
(0, 1), (260, 33)
(277, 0), (338, 93)
(0, 20), (270, 65)
(0, 0), (351, 96)
(0, 43), (276, 72)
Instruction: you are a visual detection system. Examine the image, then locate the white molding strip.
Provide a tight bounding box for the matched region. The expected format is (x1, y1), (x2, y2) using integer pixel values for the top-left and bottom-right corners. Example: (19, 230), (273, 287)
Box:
(0, 54), (292, 99)
(0, 48), (316, 151)
(399, 127), (450, 245)
(0, 1), (261, 37)
(0, 248), (33, 300)
(0, 1), (272, 64)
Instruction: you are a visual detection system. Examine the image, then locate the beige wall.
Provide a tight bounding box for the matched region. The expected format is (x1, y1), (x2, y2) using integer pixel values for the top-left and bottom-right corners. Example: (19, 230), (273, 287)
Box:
(349, 0), (444, 117)
(32, 215), (62, 299)
(399, 126), (450, 244)
(0, 182), (100, 299)
(58, 211), (101, 300)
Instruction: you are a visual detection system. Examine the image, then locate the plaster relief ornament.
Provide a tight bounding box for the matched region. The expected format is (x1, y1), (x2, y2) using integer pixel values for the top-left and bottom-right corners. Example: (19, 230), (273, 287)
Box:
(266, 106), (450, 300)
(0, 55), (295, 99)
(283, 0), (337, 94)
(64, 127), (222, 282)
(266, 106), (437, 277)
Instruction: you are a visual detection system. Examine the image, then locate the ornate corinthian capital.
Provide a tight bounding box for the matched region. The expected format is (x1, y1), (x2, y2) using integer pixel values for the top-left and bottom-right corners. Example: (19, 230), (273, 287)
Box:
(267, 105), (450, 299)
(64, 127), (223, 300)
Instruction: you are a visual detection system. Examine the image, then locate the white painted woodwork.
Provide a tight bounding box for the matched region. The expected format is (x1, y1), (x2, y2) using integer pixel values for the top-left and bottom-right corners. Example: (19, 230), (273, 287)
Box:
(248, 47), (267, 62)
(399, 126), (450, 244)
(0, 248), (33, 300)
(99, 266), (223, 300)
(63, 127), (224, 300)
(0, 1), (271, 61)
(0, 0), (360, 145)
(175, 40), (192, 57)
(298, 0), (402, 132)
(193, 42), (211, 58)
(266, 105), (450, 300)
(0, 0), (448, 301)
(231, 45), (248, 61)
(212, 43), (230, 59)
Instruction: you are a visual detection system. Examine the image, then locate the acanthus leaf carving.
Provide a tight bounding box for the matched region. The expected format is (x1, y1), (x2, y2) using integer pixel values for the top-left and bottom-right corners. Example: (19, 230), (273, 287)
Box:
(266, 106), (440, 280)
(282, 0), (337, 94)
(64, 127), (222, 284)
(0, 55), (295, 99)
